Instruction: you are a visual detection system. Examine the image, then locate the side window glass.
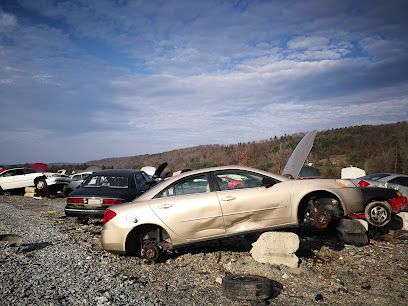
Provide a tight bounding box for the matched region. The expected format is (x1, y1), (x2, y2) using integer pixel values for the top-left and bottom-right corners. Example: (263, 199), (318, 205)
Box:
(15, 169), (24, 176)
(134, 173), (147, 189)
(390, 177), (408, 187)
(215, 170), (264, 191)
(155, 174), (209, 198)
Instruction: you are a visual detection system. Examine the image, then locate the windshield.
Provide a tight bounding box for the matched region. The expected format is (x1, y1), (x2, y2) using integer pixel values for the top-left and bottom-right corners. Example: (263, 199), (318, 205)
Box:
(83, 175), (129, 188)
(360, 173), (390, 181)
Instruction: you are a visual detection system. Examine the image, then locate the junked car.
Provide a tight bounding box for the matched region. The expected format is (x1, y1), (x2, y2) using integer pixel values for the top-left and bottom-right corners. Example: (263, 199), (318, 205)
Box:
(65, 169), (159, 220)
(0, 168), (43, 193)
(101, 165), (365, 260)
(63, 171), (94, 196)
(352, 173), (408, 199)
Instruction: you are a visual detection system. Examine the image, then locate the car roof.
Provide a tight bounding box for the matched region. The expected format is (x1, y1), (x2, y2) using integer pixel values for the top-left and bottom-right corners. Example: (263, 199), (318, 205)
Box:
(91, 169), (143, 176)
(137, 165), (289, 201)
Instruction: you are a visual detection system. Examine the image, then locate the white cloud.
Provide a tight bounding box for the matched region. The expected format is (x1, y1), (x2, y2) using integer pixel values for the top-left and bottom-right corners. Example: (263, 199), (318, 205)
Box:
(0, 11), (16, 31)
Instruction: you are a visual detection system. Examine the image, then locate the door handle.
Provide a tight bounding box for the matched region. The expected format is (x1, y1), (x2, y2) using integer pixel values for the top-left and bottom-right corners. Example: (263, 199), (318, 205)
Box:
(159, 203), (173, 209)
(220, 196), (236, 202)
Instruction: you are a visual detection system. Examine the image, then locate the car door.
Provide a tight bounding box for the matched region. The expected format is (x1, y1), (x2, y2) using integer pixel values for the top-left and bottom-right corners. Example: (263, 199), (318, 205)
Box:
(213, 170), (292, 235)
(0, 169), (29, 190)
(150, 173), (225, 241)
(22, 168), (40, 187)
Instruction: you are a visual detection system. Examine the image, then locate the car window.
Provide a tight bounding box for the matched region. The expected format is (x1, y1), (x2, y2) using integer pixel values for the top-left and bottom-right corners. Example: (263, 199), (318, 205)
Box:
(82, 173), (91, 180)
(155, 174), (210, 198)
(23, 168), (38, 174)
(134, 172), (147, 189)
(215, 170), (264, 191)
(389, 177), (408, 187)
(15, 169), (24, 176)
(1, 170), (16, 177)
(72, 175), (81, 181)
(84, 175), (129, 188)
(361, 173), (390, 181)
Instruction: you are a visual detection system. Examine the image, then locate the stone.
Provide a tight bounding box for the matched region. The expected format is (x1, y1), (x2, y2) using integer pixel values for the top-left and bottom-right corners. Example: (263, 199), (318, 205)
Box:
(337, 219), (368, 234)
(337, 231), (369, 246)
(397, 212), (408, 231)
(250, 252), (299, 269)
(251, 232), (300, 255)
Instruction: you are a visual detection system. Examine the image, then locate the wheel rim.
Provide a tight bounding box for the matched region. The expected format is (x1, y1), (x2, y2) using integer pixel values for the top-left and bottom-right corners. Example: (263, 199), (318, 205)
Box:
(37, 180), (45, 189)
(370, 206), (388, 223)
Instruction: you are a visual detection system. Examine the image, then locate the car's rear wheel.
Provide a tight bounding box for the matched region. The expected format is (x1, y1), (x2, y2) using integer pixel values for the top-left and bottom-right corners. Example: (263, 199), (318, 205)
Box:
(35, 178), (47, 190)
(364, 201), (392, 227)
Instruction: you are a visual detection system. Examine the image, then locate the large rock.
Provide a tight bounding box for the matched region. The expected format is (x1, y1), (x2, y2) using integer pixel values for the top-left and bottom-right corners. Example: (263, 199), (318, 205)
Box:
(397, 212), (408, 231)
(337, 219), (369, 246)
(337, 219), (368, 234)
(250, 232), (300, 268)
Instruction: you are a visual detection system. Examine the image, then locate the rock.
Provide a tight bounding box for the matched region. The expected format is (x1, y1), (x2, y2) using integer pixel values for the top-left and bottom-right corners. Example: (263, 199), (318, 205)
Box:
(397, 212), (408, 231)
(250, 232), (300, 268)
(25, 187), (36, 193)
(315, 294), (324, 301)
(337, 219), (368, 234)
(337, 231), (369, 246)
(0, 234), (23, 246)
(251, 232), (300, 254)
(215, 277), (222, 284)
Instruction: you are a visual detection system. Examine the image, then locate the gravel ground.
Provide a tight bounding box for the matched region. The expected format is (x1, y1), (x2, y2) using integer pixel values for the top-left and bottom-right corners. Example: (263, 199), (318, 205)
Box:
(1, 195), (408, 306)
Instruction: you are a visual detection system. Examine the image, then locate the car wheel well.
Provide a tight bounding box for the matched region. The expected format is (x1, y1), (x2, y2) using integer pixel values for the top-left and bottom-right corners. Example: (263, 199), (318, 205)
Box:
(298, 191), (343, 224)
(125, 224), (172, 256)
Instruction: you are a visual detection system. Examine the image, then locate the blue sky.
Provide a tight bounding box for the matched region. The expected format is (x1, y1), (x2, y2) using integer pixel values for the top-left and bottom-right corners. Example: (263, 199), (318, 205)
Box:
(0, 0), (407, 164)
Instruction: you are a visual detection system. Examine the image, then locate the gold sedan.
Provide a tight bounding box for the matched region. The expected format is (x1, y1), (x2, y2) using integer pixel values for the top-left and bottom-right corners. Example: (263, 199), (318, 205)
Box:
(101, 165), (364, 260)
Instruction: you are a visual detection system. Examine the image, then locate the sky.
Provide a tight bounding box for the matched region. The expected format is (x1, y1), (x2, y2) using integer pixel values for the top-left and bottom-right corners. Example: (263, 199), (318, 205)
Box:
(0, 0), (408, 164)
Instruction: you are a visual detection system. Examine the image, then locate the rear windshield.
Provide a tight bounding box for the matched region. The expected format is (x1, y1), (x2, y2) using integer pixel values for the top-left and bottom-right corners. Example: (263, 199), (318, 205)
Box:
(83, 175), (129, 188)
(360, 173), (390, 181)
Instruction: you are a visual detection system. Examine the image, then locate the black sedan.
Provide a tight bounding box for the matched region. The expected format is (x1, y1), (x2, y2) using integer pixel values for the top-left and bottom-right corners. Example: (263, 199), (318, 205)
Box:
(65, 169), (157, 220)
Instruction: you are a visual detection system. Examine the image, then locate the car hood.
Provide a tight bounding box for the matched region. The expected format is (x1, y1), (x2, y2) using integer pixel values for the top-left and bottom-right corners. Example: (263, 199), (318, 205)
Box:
(282, 130), (317, 179)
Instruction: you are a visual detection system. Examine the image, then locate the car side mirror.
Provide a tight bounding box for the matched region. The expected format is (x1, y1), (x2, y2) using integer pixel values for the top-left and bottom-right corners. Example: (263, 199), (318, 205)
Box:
(262, 177), (276, 188)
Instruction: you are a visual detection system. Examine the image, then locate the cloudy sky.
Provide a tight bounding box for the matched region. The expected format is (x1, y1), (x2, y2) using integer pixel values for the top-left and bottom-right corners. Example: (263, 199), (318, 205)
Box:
(1, 0), (407, 164)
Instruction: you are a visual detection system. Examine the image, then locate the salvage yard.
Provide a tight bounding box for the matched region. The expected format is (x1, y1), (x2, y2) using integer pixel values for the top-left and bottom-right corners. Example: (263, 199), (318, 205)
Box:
(1, 195), (408, 306)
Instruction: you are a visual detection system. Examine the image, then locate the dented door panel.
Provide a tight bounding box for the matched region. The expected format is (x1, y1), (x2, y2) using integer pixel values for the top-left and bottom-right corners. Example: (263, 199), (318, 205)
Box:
(217, 186), (292, 234)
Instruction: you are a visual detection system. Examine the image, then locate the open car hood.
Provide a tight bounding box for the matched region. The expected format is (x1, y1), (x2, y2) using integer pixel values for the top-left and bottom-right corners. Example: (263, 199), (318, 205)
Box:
(154, 162), (168, 178)
(282, 130), (317, 179)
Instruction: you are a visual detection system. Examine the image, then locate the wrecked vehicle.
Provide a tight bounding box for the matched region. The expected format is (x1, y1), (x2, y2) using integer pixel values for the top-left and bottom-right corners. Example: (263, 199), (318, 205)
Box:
(348, 187), (407, 227)
(101, 165), (365, 260)
(65, 169), (159, 220)
(63, 171), (94, 196)
(0, 168), (43, 194)
(34, 171), (71, 195)
(351, 173), (408, 199)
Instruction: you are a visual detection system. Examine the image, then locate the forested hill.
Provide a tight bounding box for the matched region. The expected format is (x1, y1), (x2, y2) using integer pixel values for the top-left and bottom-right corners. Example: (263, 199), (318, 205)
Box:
(87, 121), (407, 178)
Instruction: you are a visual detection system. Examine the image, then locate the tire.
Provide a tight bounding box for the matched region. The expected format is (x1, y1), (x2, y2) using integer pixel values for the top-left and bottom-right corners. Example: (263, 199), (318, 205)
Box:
(364, 201), (392, 227)
(222, 275), (273, 301)
(35, 178), (47, 190)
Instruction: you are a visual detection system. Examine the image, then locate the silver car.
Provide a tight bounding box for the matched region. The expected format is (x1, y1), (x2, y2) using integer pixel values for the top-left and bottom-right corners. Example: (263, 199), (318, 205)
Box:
(101, 165), (364, 260)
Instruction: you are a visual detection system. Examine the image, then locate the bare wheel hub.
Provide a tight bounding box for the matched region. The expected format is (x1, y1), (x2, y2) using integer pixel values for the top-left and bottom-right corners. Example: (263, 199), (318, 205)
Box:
(313, 210), (330, 229)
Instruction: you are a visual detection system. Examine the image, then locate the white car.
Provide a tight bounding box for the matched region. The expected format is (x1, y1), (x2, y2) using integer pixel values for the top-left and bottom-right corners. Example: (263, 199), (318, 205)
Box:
(0, 168), (43, 193)
(63, 171), (94, 196)
(35, 172), (72, 192)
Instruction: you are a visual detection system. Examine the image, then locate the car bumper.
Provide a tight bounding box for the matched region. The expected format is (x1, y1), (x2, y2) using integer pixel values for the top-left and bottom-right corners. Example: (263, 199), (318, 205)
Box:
(101, 221), (130, 253)
(64, 205), (106, 218)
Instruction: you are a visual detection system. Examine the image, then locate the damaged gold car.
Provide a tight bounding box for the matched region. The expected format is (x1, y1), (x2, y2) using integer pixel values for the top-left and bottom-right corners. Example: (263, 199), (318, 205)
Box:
(101, 165), (364, 260)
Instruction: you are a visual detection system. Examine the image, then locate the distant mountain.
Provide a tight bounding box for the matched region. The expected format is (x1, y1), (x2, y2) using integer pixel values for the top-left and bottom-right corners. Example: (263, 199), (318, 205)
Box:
(87, 121), (408, 178)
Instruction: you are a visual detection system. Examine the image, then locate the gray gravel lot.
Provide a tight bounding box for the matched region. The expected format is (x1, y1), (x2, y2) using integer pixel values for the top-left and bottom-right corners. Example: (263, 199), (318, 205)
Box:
(1, 195), (408, 306)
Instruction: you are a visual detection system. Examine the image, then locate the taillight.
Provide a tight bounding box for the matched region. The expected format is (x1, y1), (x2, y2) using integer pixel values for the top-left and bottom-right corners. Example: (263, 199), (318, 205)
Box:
(389, 196), (408, 212)
(357, 180), (370, 187)
(103, 209), (117, 224)
(102, 198), (125, 205)
(67, 197), (84, 204)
